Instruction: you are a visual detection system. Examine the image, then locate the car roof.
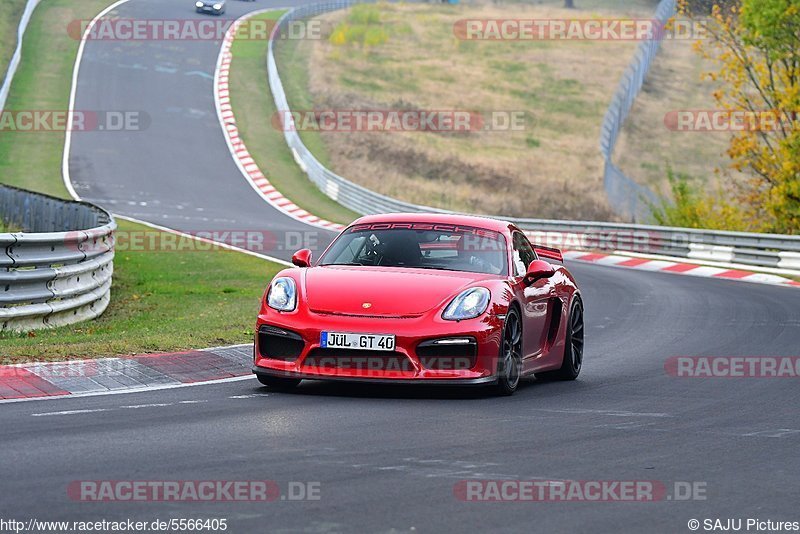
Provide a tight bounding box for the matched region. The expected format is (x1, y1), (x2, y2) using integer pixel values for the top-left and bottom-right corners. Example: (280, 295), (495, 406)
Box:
(350, 213), (514, 234)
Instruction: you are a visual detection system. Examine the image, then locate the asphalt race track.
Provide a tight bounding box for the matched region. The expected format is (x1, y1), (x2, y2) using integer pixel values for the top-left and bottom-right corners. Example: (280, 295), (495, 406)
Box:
(4, 0), (798, 532)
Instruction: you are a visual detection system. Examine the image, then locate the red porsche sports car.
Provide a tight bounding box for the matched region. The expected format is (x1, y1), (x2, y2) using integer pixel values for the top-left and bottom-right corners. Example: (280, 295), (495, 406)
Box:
(253, 213), (583, 395)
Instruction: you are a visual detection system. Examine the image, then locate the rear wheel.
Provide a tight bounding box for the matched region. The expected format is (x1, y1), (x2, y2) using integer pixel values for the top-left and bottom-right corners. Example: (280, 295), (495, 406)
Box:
(494, 308), (523, 396)
(537, 298), (584, 381)
(256, 374), (301, 391)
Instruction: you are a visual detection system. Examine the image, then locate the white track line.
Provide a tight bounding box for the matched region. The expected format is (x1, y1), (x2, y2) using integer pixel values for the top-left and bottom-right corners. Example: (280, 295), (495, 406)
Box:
(63, 0), (133, 201)
(0, 0), (43, 110)
(0, 375), (257, 405)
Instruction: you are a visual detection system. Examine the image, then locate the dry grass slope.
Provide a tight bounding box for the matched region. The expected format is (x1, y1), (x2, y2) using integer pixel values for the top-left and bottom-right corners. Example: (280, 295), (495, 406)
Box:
(294, 1), (657, 220)
(614, 34), (744, 195)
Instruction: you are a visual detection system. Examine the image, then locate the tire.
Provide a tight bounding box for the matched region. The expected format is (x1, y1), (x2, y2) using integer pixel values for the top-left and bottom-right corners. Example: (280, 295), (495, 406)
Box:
(537, 297), (584, 381)
(494, 307), (523, 396)
(256, 374), (301, 390)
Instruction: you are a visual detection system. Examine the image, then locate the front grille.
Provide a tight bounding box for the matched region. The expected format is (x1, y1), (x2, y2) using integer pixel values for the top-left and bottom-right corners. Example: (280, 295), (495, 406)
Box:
(257, 325), (304, 361)
(304, 348), (414, 372)
(416, 338), (477, 370)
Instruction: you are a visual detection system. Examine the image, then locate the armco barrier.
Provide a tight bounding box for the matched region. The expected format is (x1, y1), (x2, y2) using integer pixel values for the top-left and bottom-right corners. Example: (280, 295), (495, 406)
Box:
(0, 184), (115, 332)
(266, 2), (800, 273)
(513, 219), (800, 271)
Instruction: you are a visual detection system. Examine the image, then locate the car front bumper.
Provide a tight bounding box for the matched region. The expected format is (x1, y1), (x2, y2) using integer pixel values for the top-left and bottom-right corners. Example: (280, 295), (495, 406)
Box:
(253, 308), (504, 383)
(252, 366), (497, 385)
(196, 5), (223, 14)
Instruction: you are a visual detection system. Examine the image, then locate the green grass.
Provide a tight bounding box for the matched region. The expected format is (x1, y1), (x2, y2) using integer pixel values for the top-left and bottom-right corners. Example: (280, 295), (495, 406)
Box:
(0, 1), (290, 361)
(229, 10), (358, 225)
(0, 220), (280, 362)
(0, 219), (21, 232)
(0, 0), (27, 83)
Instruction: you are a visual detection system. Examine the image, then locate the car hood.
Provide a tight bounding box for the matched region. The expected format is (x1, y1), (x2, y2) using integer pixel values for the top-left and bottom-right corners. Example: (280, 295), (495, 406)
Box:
(304, 266), (493, 316)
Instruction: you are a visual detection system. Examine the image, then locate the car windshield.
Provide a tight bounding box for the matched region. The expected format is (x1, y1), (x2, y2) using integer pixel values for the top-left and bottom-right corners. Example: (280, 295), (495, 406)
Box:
(319, 223), (508, 275)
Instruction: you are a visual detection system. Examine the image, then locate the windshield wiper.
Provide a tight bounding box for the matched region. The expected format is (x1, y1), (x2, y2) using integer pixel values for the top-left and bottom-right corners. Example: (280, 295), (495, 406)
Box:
(410, 265), (449, 271)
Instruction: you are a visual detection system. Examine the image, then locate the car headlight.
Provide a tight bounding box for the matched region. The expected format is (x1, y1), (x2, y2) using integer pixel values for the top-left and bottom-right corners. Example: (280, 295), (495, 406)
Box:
(442, 287), (490, 321)
(213, 3), (222, 8)
(195, 1), (203, 7)
(267, 277), (296, 312)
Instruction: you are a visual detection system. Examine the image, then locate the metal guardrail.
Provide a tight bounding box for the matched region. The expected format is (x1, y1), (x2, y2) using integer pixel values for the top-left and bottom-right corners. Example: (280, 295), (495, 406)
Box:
(0, 184), (116, 332)
(266, 2), (800, 273)
(599, 0), (676, 222)
(516, 218), (800, 271)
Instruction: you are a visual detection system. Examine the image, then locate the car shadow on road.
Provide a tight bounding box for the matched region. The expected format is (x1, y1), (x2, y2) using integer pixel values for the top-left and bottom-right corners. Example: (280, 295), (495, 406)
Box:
(248, 377), (570, 400)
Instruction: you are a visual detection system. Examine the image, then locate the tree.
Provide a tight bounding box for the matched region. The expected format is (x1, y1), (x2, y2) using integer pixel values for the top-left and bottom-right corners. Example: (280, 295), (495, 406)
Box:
(685, 0), (800, 233)
(650, 167), (750, 230)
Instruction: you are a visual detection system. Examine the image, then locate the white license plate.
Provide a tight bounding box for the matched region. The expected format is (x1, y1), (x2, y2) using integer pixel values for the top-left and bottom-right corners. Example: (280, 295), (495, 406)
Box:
(321, 332), (396, 351)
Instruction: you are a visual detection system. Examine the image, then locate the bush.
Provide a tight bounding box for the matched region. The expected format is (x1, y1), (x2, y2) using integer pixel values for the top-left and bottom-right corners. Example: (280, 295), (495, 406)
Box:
(329, 4), (389, 48)
(363, 26), (389, 47)
(348, 4), (381, 25)
(649, 167), (755, 231)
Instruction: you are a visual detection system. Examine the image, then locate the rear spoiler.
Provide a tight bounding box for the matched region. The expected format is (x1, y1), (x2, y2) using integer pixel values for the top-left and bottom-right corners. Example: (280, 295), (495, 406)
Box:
(533, 245), (563, 263)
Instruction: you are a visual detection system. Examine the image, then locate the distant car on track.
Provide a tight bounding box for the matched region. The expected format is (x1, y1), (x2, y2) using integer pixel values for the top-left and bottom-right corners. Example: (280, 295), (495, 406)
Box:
(195, 0), (225, 15)
(253, 213), (584, 395)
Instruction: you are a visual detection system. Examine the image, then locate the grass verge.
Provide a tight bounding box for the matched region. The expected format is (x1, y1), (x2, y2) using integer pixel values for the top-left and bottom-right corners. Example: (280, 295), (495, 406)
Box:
(229, 10), (358, 225)
(0, 220), (21, 232)
(0, 1), (287, 361)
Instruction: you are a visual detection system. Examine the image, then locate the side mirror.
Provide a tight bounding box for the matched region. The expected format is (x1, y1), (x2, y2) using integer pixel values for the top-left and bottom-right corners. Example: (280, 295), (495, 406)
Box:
(524, 260), (555, 286)
(291, 248), (312, 268)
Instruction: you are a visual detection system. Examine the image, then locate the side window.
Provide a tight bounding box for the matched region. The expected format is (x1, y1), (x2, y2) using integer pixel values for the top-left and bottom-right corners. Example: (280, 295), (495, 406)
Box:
(512, 232), (537, 277)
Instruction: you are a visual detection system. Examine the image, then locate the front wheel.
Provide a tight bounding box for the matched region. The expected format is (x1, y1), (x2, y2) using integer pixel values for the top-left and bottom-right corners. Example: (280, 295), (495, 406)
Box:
(494, 307), (523, 396)
(537, 297), (584, 381)
(256, 374), (301, 391)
